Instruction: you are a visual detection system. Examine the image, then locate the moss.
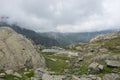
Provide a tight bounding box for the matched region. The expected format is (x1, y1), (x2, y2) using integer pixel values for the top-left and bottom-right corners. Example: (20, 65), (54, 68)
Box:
(25, 71), (34, 78)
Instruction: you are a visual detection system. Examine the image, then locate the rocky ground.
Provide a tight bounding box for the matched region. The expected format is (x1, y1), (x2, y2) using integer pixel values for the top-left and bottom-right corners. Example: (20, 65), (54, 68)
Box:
(36, 31), (120, 80)
(0, 26), (119, 80)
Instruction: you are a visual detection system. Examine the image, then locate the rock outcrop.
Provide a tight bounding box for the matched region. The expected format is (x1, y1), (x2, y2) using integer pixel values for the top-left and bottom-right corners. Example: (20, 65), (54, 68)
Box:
(72, 75), (102, 80)
(90, 31), (120, 42)
(34, 68), (65, 80)
(88, 62), (103, 74)
(0, 27), (45, 70)
(102, 73), (120, 80)
(105, 60), (120, 68)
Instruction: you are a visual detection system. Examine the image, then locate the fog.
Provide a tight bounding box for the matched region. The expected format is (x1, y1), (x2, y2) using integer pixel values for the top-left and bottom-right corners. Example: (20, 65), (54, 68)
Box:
(0, 0), (120, 32)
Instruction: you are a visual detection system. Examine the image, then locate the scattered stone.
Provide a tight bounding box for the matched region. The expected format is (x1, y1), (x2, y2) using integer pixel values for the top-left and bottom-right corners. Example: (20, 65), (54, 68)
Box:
(76, 57), (84, 62)
(29, 69), (33, 72)
(99, 48), (108, 53)
(103, 73), (120, 80)
(0, 73), (5, 78)
(77, 75), (101, 80)
(24, 68), (28, 71)
(42, 73), (65, 80)
(30, 77), (37, 80)
(72, 75), (81, 80)
(24, 72), (30, 75)
(13, 72), (22, 78)
(63, 74), (72, 80)
(50, 58), (57, 61)
(34, 68), (46, 80)
(5, 70), (14, 75)
(105, 60), (120, 68)
(64, 69), (69, 73)
(88, 62), (103, 74)
(76, 46), (83, 51)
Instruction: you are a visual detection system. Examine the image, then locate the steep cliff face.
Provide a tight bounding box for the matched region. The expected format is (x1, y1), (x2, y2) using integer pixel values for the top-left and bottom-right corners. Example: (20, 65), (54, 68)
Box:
(90, 31), (120, 42)
(0, 27), (45, 70)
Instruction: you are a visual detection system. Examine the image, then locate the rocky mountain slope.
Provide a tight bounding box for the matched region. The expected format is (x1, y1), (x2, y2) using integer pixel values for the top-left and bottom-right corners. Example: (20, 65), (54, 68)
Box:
(39, 30), (115, 46)
(0, 26), (45, 70)
(0, 22), (115, 47)
(0, 26), (119, 80)
(90, 31), (120, 42)
(34, 31), (120, 80)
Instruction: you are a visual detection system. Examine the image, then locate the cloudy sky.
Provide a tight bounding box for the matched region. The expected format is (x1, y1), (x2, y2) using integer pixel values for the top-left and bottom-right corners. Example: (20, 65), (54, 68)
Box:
(0, 0), (120, 32)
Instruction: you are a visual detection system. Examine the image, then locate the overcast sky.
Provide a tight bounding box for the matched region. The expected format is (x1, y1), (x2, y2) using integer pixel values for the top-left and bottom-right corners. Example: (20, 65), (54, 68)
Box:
(0, 0), (120, 32)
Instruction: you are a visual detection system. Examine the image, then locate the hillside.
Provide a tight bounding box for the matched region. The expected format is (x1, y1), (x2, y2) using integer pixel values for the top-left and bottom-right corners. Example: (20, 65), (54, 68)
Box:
(38, 31), (120, 80)
(40, 30), (115, 46)
(0, 26), (119, 80)
(0, 23), (60, 47)
(0, 22), (116, 47)
(0, 27), (45, 80)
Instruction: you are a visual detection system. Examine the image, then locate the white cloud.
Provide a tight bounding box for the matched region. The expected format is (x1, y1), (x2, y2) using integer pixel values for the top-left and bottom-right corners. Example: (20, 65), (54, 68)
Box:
(0, 0), (120, 32)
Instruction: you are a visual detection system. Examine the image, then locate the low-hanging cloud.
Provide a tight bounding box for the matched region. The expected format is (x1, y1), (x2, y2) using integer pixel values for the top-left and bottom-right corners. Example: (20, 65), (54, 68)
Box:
(0, 0), (120, 32)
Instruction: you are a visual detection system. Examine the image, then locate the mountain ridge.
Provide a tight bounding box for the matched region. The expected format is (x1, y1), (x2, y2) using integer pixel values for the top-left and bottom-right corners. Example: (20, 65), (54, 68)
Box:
(0, 21), (118, 47)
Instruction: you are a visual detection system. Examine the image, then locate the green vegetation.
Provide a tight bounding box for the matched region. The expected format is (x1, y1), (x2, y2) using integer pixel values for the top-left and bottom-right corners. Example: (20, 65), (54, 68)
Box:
(103, 38), (120, 53)
(103, 65), (112, 73)
(41, 52), (76, 74)
(27, 34), (120, 77)
(0, 69), (5, 73)
(46, 58), (70, 74)
(41, 52), (56, 56)
(25, 71), (34, 78)
(77, 64), (88, 75)
(1, 68), (34, 80)
(3, 75), (16, 80)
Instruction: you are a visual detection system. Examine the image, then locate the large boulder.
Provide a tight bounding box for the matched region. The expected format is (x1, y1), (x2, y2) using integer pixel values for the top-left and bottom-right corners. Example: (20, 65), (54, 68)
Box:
(0, 27), (45, 70)
(102, 73), (120, 80)
(105, 60), (120, 68)
(73, 75), (101, 80)
(34, 68), (65, 80)
(88, 62), (103, 74)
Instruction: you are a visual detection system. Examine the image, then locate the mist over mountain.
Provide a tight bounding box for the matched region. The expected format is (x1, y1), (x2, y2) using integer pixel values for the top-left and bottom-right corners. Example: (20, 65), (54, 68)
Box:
(40, 30), (116, 46)
(0, 16), (117, 47)
(0, 0), (120, 32)
(0, 21), (115, 47)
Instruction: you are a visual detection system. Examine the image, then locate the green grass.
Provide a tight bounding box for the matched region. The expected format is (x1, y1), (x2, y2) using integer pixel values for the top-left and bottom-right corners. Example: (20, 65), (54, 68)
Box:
(3, 75), (16, 80)
(0, 68), (35, 80)
(41, 52), (56, 56)
(41, 37), (120, 75)
(77, 64), (88, 75)
(45, 58), (71, 74)
(25, 71), (34, 78)
(41, 51), (77, 74)
(103, 38), (120, 53)
(103, 65), (112, 73)
(0, 69), (5, 73)
(2, 75), (23, 80)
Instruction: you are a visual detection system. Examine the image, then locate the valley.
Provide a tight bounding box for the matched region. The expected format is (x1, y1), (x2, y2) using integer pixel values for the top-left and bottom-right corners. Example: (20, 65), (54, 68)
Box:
(0, 26), (119, 80)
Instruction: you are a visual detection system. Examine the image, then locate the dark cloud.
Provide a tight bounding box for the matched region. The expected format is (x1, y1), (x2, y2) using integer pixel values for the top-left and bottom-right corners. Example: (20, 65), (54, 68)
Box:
(0, 0), (120, 32)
